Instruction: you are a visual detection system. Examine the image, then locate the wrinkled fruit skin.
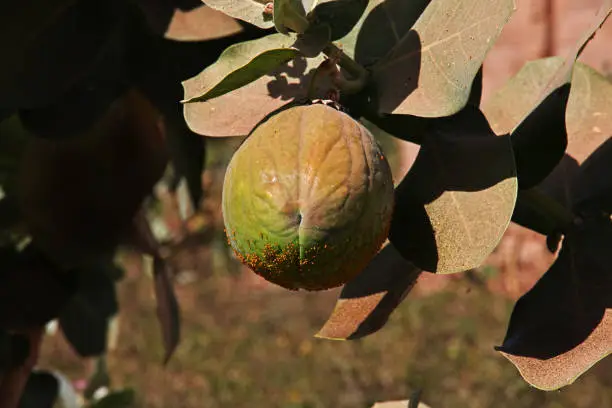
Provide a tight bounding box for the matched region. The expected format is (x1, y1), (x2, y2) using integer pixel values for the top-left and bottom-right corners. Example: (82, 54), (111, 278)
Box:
(222, 104), (394, 291)
(16, 89), (169, 268)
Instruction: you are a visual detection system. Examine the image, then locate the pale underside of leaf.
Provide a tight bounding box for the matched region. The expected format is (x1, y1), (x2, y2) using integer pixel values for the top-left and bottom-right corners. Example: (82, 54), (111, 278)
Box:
(183, 34), (325, 136)
(202, 0), (274, 29)
(500, 311), (612, 391)
(483, 60), (612, 206)
(316, 243), (422, 340)
(389, 108), (518, 274)
(182, 48), (300, 103)
(164, 5), (244, 41)
(372, 0), (515, 117)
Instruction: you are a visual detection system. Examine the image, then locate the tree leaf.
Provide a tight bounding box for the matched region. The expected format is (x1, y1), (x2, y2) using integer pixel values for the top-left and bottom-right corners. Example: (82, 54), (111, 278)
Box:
(128, 213), (181, 364)
(497, 216), (612, 390)
(389, 106), (517, 273)
(88, 388), (135, 408)
(182, 34), (301, 104)
(307, 0), (369, 40)
(202, 0), (275, 29)
(485, 61), (612, 232)
(164, 5), (244, 41)
(0, 245), (77, 331)
(368, 0), (513, 117)
(153, 256), (180, 365)
(18, 371), (59, 408)
(274, 0), (308, 34)
(358, 65), (483, 145)
(316, 243), (421, 340)
(59, 269), (118, 357)
(489, 4), (612, 189)
(0, 0), (126, 109)
(183, 35), (325, 136)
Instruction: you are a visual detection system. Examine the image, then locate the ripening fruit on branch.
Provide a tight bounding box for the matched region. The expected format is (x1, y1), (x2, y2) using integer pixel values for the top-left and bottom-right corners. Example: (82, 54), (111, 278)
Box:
(16, 90), (169, 268)
(222, 103), (394, 291)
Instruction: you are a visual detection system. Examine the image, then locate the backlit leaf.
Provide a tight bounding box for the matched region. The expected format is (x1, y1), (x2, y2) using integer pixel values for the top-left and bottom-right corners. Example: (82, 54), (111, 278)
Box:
(389, 106), (517, 273)
(316, 243), (421, 340)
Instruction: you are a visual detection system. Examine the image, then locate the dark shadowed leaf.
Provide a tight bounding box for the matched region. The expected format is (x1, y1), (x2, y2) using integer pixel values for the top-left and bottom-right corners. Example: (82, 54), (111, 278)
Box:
(183, 36), (325, 136)
(359, 65), (484, 145)
(0, 0), (126, 109)
(292, 23), (331, 57)
(574, 138), (612, 213)
(486, 4), (612, 189)
(307, 0), (368, 40)
(203, 0), (275, 29)
(182, 34), (301, 104)
(316, 243), (422, 340)
(154, 257), (180, 365)
(367, 0), (513, 116)
(485, 61), (612, 232)
(0, 245), (77, 331)
(389, 106), (517, 273)
(127, 213), (180, 363)
(88, 388), (135, 408)
(59, 269), (118, 357)
(274, 0), (308, 34)
(18, 371), (59, 408)
(497, 216), (612, 390)
(0, 331), (30, 370)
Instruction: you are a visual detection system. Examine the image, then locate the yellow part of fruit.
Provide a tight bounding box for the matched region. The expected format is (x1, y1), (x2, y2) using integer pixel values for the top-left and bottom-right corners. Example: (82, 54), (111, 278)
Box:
(222, 103), (394, 291)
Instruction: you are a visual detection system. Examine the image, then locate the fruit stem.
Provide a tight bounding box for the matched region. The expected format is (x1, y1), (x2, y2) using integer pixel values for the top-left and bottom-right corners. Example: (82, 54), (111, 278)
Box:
(517, 188), (577, 232)
(322, 43), (369, 94)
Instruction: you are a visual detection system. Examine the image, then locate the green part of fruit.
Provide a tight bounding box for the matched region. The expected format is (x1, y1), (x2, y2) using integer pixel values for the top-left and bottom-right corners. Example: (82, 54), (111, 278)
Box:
(222, 103), (394, 291)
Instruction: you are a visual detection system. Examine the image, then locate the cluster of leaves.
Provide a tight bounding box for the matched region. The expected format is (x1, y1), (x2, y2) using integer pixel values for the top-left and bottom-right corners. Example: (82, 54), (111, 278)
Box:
(181, 0), (612, 393)
(0, 0), (273, 406)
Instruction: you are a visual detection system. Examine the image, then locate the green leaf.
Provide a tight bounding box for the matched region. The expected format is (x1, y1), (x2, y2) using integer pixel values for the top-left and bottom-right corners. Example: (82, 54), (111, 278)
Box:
(389, 106), (517, 273)
(183, 34), (325, 137)
(203, 0), (275, 29)
(316, 243), (421, 340)
(360, 0), (513, 117)
(274, 0), (309, 34)
(497, 216), (612, 390)
(307, 0), (369, 40)
(59, 268), (118, 357)
(182, 35), (301, 104)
